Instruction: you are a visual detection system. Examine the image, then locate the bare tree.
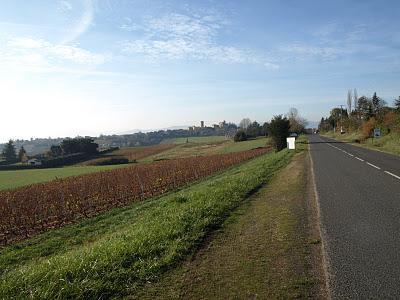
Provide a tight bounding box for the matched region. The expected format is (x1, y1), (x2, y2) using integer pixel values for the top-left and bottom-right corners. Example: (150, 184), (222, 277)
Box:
(347, 90), (352, 114)
(239, 118), (252, 130)
(353, 88), (358, 112)
(286, 108), (308, 133)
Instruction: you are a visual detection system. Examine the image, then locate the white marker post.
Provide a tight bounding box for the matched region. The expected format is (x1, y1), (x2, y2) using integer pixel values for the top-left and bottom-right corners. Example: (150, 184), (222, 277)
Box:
(287, 137), (296, 150)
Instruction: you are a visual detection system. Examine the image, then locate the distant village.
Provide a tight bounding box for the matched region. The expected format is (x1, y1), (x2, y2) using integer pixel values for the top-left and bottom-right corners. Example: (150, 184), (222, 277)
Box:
(188, 120), (237, 138)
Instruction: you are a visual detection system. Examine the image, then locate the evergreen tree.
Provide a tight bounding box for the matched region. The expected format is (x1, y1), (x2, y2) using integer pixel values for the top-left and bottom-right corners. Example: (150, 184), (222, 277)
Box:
(2, 140), (17, 163)
(261, 122), (270, 136)
(267, 115), (290, 151)
(18, 146), (27, 162)
(357, 96), (373, 119)
(233, 130), (247, 142)
(246, 121), (262, 137)
(371, 92), (386, 115)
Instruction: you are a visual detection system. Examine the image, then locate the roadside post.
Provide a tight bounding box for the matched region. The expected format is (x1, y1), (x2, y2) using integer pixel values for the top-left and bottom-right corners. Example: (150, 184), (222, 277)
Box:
(373, 128), (381, 138)
(286, 137), (296, 150)
(372, 128), (381, 145)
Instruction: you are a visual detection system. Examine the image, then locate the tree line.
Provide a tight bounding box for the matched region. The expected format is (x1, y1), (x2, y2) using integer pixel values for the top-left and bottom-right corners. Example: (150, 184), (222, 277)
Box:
(1, 109), (308, 163)
(319, 91), (400, 139)
(234, 108), (308, 151)
(1, 137), (99, 164)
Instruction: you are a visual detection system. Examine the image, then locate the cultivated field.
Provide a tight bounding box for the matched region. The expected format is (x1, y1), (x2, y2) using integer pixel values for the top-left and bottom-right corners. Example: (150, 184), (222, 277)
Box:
(0, 137), (269, 191)
(0, 148), (267, 246)
(0, 164), (127, 191)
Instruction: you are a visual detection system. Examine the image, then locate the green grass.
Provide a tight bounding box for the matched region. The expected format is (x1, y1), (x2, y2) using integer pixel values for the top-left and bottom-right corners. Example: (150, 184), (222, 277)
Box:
(322, 131), (400, 156)
(367, 132), (400, 155)
(163, 135), (227, 144)
(0, 164), (131, 191)
(219, 137), (270, 153)
(322, 131), (362, 143)
(131, 148), (322, 299)
(145, 137), (271, 162)
(0, 149), (293, 299)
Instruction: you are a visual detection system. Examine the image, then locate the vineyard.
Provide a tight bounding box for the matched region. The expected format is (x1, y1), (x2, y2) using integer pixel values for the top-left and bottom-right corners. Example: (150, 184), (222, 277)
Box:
(113, 144), (176, 161)
(0, 148), (267, 246)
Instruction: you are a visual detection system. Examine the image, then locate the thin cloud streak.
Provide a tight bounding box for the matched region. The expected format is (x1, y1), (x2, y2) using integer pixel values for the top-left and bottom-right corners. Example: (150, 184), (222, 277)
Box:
(0, 37), (106, 75)
(61, 0), (94, 45)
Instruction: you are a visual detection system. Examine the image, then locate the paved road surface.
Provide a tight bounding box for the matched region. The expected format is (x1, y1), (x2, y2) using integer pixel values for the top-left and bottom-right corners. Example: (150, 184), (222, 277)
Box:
(308, 134), (400, 299)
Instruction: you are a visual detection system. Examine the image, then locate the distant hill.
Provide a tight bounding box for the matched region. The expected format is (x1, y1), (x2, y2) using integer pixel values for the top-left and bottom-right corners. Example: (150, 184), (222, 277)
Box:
(0, 126), (228, 156)
(117, 125), (190, 135)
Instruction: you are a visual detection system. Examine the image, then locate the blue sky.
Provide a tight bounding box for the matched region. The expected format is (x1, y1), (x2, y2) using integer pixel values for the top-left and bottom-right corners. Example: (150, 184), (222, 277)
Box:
(0, 0), (399, 141)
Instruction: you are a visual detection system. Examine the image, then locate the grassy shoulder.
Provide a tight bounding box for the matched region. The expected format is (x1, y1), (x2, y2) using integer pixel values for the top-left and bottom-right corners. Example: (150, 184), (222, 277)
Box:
(130, 143), (326, 299)
(0, 147), (293, 299)
(321, 131), (400, 156)
(0, 164), (131, 191)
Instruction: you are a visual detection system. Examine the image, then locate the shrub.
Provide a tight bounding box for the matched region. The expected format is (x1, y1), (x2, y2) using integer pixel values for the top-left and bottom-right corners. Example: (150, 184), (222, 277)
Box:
(383, 111), (400, 132)
(361, 117), (377, 139)
(234, 130), (248, 142)
(268, 115), (290, 151)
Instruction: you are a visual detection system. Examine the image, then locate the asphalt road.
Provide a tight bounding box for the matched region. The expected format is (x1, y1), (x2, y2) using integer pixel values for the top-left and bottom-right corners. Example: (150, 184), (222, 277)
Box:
(308, 134), (400, 299)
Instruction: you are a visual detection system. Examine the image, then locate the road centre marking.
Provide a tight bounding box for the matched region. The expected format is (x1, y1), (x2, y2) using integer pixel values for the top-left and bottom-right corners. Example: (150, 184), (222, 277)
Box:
(384, 171), (400, 180)
(323, 138), (399, 179)
(366, 162), (381, 170)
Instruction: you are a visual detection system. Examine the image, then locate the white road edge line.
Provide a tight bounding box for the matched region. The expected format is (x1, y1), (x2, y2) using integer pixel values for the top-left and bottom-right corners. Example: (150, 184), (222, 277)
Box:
(355, 157), (364, 162)
(384, 171), (400, 180)
(366, 162), (381, 170)
(348, 153), (354, 157)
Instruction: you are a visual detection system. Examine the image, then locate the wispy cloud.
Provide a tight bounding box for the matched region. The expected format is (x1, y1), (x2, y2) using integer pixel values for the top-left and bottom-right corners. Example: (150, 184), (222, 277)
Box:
(61, 0), (94, 44)
(57, 0), (73, 13)
(345, 23), (368, 43)
(280, 23), (372, 62)
(120, 12), (278, 69)
(281, 43), (348, 61)
(119, 17), (141, 32)
(0, 37), (106, 73)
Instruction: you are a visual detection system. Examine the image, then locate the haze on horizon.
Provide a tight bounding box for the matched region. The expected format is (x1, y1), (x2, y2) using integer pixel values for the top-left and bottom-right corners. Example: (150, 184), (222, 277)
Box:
(1, 0), (399, 143)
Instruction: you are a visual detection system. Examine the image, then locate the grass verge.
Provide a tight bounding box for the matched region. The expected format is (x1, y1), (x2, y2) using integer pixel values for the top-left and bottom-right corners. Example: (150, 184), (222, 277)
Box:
(129, 142), (326, 299)
(322, 131), (400, 156)
(0, 148), (293, 299)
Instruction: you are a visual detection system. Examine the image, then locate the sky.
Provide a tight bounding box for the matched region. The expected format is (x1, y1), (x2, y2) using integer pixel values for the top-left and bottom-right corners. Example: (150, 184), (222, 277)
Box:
(0, 0), (399, 142)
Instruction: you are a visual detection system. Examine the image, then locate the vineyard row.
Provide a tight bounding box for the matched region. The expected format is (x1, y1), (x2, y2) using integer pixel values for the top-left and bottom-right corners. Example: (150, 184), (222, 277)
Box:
(0, 148), (267, 246)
